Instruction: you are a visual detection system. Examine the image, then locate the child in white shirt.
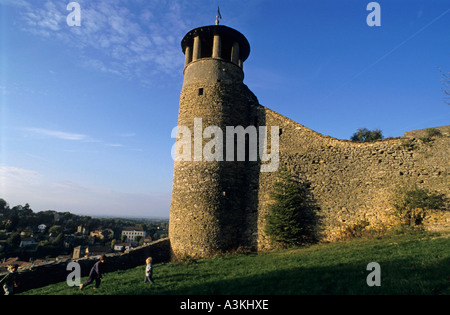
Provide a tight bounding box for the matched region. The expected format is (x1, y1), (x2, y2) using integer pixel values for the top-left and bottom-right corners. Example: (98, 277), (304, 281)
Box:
(144, 257), (154, 283)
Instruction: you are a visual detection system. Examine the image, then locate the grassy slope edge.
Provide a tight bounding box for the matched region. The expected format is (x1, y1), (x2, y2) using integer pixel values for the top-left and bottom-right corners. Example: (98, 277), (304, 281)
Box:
(22, 230), (450, 295)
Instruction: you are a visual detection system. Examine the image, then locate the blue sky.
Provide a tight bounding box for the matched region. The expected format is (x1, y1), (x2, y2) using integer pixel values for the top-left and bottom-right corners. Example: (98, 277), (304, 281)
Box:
(0, 0), (449, 218)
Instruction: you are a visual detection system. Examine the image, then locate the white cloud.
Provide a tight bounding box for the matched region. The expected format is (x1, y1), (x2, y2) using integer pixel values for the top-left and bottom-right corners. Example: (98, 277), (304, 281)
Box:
(8, 0), (187, 84)
(0, 0), (29, 8)
(21, 1), (65, 37)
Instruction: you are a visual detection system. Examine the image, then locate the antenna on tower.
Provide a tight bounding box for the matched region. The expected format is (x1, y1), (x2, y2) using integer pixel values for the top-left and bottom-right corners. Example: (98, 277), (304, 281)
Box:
(215, 6), (222, 25)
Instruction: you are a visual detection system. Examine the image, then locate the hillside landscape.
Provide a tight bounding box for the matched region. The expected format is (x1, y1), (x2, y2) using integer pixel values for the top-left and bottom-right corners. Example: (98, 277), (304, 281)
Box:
(1, 2), (449, 304)
(21, 230), (450, 296)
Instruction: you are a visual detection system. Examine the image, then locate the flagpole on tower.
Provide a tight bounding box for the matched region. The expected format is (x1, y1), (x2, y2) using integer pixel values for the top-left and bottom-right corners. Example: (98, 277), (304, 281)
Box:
(215, 7), (222, 25)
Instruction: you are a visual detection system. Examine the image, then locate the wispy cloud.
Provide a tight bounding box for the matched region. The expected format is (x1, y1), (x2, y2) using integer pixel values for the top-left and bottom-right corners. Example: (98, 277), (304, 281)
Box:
(0, 165), (41, 185)
(22, 1), (65, 35)
(0, 0), (30, 7)
(25, 127), (89, 141)
(7, 0), (188, 84)
(23, 127), (129, 149)
(119, 132), (136, 137)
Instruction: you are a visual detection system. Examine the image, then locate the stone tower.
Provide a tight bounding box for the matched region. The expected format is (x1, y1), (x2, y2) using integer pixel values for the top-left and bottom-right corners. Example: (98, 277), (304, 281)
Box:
(169, 24), (261, 259)
(169, 22), (450, 259)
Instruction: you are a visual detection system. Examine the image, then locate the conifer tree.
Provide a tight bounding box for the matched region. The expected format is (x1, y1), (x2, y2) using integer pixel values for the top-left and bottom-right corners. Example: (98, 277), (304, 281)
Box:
(265, 168), (317, 247)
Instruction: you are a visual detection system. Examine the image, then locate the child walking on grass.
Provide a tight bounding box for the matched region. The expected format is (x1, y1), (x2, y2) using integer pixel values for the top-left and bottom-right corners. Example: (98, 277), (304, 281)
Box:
(1, 264), (19, 295)
(144, 257), (154, 284)
(79, 255), (106, 290)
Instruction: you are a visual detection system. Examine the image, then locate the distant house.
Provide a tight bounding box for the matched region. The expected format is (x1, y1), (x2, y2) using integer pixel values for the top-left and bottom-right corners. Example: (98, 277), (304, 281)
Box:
(72, 245), (110, 259)
(121, 227), (146, 243)
(90, 230), (103, 239)
(114, 242), (132, 252)
(1, 257), (31, 269)
(72, 245), (89, 259)
(143, 236), (153, 244)
(77, 225), (88, 235)
(37, 224), (47, 232)
(89, 228), (114, 240)
(19, 238), (37, 248)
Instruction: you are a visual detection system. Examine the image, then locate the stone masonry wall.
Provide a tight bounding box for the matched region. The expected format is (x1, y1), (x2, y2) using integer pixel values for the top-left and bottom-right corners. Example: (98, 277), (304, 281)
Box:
(169, 87), (449, 255)
(170, 23), (449, 259)
(169, 77), (261, 258)
(255, 107), (449, 249)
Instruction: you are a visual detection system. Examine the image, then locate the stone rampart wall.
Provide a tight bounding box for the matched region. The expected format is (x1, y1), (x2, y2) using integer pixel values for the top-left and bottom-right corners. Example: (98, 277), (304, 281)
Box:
(255, 107), (449, 249)
(2, 238), (170, 294)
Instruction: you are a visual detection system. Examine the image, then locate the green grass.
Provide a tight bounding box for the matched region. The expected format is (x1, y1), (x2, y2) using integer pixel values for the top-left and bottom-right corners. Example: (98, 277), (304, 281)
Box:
(22, 230), (450, 295)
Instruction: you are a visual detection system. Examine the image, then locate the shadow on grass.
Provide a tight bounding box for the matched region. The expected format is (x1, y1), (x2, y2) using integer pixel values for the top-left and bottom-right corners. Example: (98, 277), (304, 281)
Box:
(162, 257), (450, 295)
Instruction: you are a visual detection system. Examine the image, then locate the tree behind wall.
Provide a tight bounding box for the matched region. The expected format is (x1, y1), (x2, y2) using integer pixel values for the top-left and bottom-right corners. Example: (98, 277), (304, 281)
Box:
(350, 128), (383, 142)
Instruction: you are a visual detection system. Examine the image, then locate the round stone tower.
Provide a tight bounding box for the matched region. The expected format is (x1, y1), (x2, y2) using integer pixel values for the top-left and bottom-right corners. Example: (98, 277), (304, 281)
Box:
(169, 24), (261, 259)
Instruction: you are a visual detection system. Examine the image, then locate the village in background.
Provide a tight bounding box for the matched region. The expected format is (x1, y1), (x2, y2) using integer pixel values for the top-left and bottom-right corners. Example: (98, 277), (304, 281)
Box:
(0, 198), (168, 272)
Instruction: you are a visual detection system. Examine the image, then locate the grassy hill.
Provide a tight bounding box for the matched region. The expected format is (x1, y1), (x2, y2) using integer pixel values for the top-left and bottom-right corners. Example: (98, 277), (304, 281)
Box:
(21, 230), (449, 295)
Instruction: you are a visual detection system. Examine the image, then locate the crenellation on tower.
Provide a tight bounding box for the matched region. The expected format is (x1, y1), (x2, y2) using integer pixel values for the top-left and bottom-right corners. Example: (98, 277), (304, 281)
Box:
(181, 25), (250, 70)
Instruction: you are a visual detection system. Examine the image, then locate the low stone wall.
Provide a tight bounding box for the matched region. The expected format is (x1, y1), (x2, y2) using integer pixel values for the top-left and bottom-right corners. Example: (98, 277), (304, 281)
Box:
(2, 238), (170, 294)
